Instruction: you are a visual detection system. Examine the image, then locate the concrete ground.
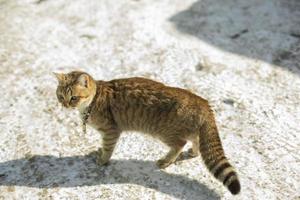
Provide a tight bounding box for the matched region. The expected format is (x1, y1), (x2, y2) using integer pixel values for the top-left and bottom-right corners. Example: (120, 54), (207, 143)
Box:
(0, 0), (299, 199)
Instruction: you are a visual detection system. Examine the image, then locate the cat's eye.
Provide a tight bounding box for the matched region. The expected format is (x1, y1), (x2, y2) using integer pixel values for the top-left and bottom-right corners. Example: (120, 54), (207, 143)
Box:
(70, 96), (79, 101)
(58, 95), (64, 100)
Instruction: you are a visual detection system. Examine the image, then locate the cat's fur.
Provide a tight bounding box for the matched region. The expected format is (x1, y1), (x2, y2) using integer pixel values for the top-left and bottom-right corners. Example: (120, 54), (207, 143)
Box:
(54, 71), (241, 195)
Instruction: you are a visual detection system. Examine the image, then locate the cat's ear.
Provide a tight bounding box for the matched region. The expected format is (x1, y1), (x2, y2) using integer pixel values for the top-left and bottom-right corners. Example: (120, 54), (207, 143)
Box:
(78, 74), (89, 88)
(53, 72), (67, 83)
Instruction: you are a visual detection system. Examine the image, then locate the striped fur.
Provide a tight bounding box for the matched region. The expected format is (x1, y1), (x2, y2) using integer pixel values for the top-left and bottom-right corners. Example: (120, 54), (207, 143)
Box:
(54, 71), (241, 195)
(199, 117), (241, 195)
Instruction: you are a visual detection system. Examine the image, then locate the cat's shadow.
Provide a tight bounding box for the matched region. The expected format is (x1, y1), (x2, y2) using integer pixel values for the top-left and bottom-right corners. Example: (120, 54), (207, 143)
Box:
(0, 151), (220, 200)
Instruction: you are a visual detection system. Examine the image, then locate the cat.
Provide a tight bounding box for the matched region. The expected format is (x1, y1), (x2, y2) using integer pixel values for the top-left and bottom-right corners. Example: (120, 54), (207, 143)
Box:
(54, 71), (241, 195)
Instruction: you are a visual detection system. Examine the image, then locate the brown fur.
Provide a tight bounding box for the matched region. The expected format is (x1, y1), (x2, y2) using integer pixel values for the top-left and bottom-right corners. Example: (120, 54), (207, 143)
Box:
(54, 71), (241, 195)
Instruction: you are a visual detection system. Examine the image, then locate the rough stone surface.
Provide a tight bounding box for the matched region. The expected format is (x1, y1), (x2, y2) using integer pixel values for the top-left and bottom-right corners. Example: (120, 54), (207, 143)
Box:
(0, 0), (299, 199)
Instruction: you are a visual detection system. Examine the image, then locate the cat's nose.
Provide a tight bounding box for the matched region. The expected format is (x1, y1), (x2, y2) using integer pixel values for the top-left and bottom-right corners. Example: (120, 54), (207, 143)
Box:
(63, 102), (70, 108)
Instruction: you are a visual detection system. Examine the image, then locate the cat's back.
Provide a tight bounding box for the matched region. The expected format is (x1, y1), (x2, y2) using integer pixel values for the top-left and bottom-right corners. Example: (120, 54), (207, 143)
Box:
(108, 77), (165, 91)
(107, 77), (171, 106)
(107, 77), (208, 108)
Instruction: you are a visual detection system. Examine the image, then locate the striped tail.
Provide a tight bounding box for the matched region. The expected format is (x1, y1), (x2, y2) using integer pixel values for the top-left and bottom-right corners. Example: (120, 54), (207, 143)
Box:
(199, 119), (241, 195)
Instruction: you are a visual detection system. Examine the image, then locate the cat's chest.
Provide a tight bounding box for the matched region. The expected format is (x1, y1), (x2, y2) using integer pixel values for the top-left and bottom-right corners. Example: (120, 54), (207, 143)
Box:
(79, 110), (94, 124)
(79, 109), (111, 130)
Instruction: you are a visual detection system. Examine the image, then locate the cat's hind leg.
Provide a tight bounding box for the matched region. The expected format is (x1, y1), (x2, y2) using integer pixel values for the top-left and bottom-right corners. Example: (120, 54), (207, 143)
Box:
(156, 139), (186, 169)
(176, 135), (200, 161)
(187, 135), (200, 158)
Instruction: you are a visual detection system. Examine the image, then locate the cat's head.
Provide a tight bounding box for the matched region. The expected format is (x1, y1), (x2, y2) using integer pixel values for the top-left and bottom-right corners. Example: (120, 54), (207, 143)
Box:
(53, 71), (96, 109)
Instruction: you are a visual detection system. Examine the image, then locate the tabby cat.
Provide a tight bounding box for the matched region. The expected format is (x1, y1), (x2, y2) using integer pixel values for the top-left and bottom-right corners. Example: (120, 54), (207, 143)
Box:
(54, 71), (241, 195)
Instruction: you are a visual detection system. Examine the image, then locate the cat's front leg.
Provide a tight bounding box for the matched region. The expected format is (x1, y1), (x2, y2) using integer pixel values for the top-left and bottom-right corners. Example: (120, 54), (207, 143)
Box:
(96, 129), (121, 166)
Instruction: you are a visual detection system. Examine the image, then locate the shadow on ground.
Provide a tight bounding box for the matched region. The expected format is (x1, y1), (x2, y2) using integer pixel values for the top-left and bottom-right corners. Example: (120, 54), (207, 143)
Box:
(169, 0), (300, 75)
(0, 151), (220, 200)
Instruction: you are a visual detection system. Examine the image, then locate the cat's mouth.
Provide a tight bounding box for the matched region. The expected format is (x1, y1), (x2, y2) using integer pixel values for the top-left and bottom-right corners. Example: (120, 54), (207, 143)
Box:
(65, 105), (77, 109)
(61, 103), (74, 109)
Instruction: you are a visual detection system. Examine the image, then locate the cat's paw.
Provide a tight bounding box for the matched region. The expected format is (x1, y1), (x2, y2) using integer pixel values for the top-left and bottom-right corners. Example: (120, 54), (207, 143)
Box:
(95, 148), (110, 166)
(187, 148), (199, 158)
(176, 149), (199, 162)
(156, 159), (172, 169)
